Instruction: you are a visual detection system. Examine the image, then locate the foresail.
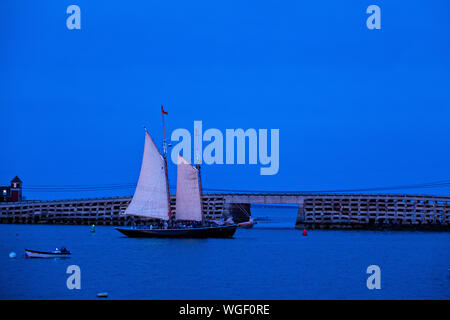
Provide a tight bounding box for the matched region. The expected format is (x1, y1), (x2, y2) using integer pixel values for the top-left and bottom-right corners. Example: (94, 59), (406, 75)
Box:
(125, 131), (169, 220)
(175, 154), (203, 221)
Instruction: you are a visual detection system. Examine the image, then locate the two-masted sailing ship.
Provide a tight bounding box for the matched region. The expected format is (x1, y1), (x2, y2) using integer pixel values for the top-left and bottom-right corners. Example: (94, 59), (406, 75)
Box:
(115, 107), (238, 238)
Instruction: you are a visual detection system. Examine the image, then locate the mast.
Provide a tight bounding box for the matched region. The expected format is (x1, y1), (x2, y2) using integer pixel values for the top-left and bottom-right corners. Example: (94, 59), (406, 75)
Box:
(195, 129), (204, 224)
(161, 105), (173, 219)
(197, 163), (204, 224)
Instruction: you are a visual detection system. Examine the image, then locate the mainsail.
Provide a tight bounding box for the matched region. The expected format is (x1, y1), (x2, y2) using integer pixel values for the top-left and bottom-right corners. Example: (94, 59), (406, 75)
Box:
(175, 154), (203, 222)
(125, 131), (170, 220)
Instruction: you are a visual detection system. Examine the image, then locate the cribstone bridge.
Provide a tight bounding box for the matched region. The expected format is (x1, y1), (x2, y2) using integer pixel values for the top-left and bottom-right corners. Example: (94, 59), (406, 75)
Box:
(1, 193), (449, 230)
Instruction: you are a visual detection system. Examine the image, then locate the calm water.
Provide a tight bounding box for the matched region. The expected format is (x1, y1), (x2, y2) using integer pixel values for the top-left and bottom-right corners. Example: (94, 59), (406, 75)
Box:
(1, 206), (449, 300)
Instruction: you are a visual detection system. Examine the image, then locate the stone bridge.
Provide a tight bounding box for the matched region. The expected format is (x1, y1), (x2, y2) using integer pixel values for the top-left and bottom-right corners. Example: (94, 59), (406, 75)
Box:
(1, 192), (449, 230)
(221, 193), (450, 230)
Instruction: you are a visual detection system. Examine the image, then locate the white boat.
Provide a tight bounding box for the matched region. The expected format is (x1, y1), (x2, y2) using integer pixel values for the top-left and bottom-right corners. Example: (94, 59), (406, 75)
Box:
(237, 218), (257, 229)
(25, 248), (71, 258)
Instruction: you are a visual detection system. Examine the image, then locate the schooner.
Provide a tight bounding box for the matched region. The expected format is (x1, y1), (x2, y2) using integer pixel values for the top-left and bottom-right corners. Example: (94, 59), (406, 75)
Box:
(115, 106), (238, 238)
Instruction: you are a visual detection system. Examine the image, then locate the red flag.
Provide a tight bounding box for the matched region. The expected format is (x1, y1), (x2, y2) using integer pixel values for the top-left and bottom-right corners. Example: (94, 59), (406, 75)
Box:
(161, 105), (168, 115)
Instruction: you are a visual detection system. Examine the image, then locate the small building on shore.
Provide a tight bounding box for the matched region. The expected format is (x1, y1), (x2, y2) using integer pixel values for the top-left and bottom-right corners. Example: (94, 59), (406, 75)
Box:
(1, 176), (23, 202)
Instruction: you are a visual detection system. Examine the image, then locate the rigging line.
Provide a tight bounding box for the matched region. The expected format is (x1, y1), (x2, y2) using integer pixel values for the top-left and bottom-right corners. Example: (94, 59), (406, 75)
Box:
(22, 185), (136, 190)
(202, 181), (450, 193)
(236, 203), (251, 217)
(23, 182), (450, 191)
(23, 187), (135, 191)
(23, 184), (450, 193)
(23, 188), (135, 191)
(24, 181), (450, 190)
(22, 178), (450, 189)
(20, 179), (450, 193)
(23, 184), (136, 189)
(203, 185), (450, 194)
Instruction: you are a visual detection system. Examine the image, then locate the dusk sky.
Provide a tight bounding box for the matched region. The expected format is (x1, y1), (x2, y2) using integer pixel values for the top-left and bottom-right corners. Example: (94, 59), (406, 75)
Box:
(1, 1), (450, 199)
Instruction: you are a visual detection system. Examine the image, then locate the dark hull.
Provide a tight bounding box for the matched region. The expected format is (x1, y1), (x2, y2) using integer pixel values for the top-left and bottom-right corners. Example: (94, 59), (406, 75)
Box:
(115, 225), (238, 238)
(25, 249), (71, 258)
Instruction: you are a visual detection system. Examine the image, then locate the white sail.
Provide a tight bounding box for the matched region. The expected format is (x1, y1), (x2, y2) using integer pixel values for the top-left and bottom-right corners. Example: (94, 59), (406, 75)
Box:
(175, 154), (203, 222)
(125, 131), (170, 220)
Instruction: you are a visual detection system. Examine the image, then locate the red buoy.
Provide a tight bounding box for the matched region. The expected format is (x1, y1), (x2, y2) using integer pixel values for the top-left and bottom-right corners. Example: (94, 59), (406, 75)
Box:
(302, 229), (308, 236)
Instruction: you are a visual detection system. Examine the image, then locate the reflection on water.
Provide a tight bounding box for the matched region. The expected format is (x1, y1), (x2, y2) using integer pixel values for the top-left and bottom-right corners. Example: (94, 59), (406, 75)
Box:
(251, 205), (298, 229)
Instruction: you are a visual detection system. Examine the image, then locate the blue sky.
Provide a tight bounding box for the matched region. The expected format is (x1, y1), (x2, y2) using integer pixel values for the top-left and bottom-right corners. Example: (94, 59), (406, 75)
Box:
(1, 1), (450, 199)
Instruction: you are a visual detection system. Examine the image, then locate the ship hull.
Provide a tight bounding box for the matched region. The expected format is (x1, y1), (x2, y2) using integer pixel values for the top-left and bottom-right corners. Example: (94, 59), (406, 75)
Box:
(115, 224), (238, 238)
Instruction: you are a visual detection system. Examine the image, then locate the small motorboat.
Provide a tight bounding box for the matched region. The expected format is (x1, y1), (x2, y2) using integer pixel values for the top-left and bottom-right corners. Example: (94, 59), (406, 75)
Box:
(237, 218), (257, 229)
(25, 247), (71, 258)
